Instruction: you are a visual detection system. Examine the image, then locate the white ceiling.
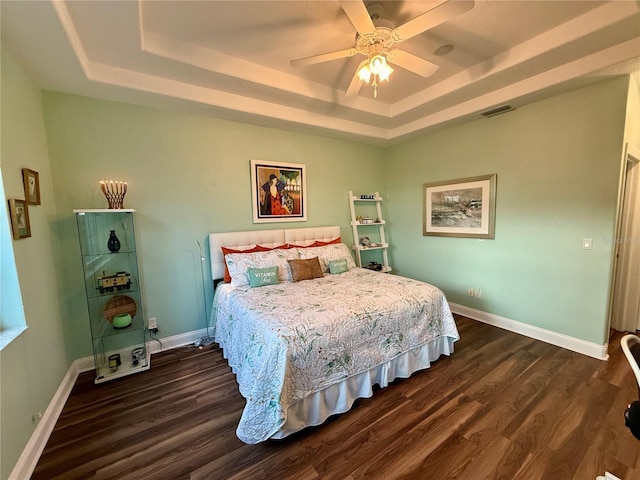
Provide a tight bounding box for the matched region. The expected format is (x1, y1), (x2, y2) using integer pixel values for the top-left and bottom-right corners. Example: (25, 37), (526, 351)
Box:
(2, 0), (639, 145)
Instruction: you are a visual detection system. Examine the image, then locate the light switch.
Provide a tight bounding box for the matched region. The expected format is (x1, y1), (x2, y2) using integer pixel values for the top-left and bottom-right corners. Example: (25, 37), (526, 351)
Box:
(582, 238), (593, 250)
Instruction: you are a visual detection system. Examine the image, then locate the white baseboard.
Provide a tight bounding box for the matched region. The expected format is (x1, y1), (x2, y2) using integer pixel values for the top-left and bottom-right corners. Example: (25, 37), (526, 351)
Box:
(449, 302), (608, 360)
(146, 328), (209, 356)
(10, 328), (209, 479)
(8, 359), (81, 480)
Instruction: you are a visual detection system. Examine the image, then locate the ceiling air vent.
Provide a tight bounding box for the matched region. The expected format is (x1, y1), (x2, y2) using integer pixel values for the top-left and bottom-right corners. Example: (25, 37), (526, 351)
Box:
(480, 105), (515, 118)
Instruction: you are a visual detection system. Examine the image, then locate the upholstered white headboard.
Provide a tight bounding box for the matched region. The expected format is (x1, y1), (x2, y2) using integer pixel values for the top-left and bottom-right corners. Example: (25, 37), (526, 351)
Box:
(208, 225), (341, 280)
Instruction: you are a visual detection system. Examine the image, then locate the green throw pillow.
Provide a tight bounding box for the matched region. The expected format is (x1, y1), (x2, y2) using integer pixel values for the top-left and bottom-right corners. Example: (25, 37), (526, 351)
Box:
(248, 266), (279, 287)
(328, 258), (349, 274)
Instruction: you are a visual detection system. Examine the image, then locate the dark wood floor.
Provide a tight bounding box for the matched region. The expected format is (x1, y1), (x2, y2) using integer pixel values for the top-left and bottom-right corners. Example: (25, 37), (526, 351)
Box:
(32, 316), (640, 480)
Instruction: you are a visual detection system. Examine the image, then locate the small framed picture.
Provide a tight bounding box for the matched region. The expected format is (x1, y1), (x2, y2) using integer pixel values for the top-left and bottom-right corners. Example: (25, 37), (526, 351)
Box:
(22, 168), (41, 205)
(8, 199), (31, 240)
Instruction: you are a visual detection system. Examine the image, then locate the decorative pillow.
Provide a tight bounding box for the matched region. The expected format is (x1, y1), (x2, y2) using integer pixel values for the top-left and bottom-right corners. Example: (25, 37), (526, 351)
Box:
(225, 248), (300, 287)
(248, 266), (279, 287)
(314, 236), (341, 246)
(288, 257), (324, 282)
(221, 245), (269, 283)
(257, 244), (292, 250)
(328, 258), (349, 274)
(285, 237), (341, 249)
(297, 243), (356, 273)
(287, 242), (317, 249)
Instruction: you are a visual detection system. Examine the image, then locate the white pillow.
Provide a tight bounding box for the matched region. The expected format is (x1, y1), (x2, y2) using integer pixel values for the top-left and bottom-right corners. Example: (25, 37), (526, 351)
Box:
(297, 243), (356, 273)
(225, 248), (300, 287)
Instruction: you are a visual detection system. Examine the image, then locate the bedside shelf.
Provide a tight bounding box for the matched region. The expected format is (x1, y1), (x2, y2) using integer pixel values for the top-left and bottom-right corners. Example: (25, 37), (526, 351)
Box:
(348, 191), (391, 273)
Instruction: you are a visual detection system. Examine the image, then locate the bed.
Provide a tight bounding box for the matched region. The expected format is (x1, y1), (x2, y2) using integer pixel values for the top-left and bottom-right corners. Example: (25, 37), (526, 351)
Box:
(209, 225), (459, 444)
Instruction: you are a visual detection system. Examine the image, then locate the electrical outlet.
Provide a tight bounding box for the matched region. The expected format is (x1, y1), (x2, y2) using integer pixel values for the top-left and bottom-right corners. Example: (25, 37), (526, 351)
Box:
(148, 317), (158, 330)
(475, 288), (482, 299)
(468, 288), (474, 296)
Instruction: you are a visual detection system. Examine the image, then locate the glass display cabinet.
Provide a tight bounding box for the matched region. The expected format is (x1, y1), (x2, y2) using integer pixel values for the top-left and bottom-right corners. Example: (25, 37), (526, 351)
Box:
(74, 209), (149, 383)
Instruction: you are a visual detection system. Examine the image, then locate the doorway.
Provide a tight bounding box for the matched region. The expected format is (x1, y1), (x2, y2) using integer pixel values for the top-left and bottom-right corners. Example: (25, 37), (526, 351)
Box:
(611, 143), (640, 333)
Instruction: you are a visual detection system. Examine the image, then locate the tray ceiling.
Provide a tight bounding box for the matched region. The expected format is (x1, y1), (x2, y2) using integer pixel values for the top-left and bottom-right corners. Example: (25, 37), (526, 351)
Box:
(2, 0), (639, 144)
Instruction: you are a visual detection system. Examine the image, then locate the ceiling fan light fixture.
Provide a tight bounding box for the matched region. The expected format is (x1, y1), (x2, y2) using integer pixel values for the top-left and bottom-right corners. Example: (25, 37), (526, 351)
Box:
(293, 0), (474, 99)
(356, 51), (394, 97)
(368, 53), (393, 81)
(368, 54), (386, 75)
(377, 62), (393, 82)
(357, 64), (372, 83)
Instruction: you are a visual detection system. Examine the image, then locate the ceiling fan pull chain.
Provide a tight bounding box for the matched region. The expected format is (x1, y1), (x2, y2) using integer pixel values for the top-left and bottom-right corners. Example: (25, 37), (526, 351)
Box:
(373, 77), (378, 98)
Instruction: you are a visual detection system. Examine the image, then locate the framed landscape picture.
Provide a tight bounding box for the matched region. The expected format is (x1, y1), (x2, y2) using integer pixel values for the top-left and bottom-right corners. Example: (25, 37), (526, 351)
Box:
(423, 174), (497, 239)
(250, 159), (307, 223)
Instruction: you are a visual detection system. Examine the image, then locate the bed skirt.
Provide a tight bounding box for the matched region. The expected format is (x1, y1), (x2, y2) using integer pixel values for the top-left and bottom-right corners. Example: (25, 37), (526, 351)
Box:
(268, 335), (455, 440)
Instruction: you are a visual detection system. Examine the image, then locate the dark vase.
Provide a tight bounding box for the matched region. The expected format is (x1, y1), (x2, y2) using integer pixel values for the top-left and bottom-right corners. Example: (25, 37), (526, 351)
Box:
(107, 230), (121, 252)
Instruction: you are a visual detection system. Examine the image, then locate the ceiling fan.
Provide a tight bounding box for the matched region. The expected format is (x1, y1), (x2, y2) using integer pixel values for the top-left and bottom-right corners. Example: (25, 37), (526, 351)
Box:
(290, 0), (474, 98)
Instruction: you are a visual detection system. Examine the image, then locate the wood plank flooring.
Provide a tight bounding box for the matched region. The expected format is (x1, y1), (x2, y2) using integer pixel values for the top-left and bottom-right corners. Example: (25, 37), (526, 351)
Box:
(32, 316), (640, 480)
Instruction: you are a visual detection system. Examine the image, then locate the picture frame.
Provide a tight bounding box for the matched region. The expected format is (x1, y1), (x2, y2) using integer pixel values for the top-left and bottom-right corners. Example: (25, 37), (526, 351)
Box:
(8, 199), (31, 240)
(423, 174), (497, 239)
(250, 159), (307, 223)
(22, 168), (41, 205)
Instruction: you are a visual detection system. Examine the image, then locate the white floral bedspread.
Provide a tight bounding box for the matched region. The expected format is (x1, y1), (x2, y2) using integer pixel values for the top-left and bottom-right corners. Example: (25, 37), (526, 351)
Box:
(211, 268), (459, 443)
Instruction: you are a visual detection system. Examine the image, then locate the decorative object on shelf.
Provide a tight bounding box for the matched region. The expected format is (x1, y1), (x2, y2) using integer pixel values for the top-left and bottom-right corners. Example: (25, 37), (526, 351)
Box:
(250, 159), (307, 223)
(360, 217), (374, 224)
(99, 180), (128, 209)
(107, 230), (121, 252)
(366, 262), (383, 271)
(103, 294), (137, 324)
(7, 198), (31, 240)
(360, 194), (375, 200)
(22, 168), (41, 205)
(112, 313), (133, 329)
(131, 347), (145, 366)
(359, 236), (371, 247)
(423, 174), (497, 239)
(108, 353), (121, 372)
(97, 271), (131, 294)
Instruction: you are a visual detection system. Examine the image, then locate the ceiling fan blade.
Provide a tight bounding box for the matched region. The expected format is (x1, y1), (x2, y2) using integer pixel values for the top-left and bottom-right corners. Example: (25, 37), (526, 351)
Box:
(387, 49), (439, 78)
(345, 73), (364, 97)
(392, 0), (474, 42)
(338, 0), (376, 37)
(345, 60), (367, 97)
(291, 48), (358, 67)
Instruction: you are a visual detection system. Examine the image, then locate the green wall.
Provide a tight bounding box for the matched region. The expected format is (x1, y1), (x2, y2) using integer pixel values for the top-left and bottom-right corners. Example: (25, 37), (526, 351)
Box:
(385, 77), (629, 345)
(41, 92), (387, 360)
(0, 47), (70, 479)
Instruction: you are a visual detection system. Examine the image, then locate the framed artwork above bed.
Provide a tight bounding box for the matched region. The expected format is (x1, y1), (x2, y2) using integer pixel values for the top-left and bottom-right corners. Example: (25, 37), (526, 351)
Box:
(250, 159), (307, 223)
